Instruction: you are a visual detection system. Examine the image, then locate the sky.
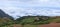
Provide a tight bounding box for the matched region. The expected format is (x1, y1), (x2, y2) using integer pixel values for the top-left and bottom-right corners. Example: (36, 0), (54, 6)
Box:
(0, 0), (60, 19)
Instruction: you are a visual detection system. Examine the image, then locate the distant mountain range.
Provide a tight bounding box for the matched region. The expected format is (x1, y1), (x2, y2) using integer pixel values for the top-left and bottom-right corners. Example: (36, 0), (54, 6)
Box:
(0, 9), (13, 20)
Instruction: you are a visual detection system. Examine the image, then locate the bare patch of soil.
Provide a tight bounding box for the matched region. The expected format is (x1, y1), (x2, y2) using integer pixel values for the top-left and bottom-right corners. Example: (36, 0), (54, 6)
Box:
(38, 23), (60, 27)
(13, 24), (22, 27)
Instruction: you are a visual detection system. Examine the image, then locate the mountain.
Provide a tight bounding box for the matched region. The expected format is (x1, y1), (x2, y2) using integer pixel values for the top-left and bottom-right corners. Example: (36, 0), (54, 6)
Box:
(0, 9), (14, 20)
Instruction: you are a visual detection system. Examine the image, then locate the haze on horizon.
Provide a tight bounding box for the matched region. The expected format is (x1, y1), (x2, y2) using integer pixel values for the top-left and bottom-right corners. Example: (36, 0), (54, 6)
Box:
(0, 0), (60, 19)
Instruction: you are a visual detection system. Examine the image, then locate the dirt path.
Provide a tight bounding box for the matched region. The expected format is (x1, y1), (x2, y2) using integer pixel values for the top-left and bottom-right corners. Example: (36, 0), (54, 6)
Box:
(38, 23), (60, 27)
(13, 24), (22, 27)
(8, 23), (60, 27)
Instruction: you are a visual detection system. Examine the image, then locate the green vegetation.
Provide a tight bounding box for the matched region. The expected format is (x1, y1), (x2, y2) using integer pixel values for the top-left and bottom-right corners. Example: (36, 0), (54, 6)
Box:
(0, 16), (60, 27)
(16, 16), (52, 25)
(0, 17), (14, 27)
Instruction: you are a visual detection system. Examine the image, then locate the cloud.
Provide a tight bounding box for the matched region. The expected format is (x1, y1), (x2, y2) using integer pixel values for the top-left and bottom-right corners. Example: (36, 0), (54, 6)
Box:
(0, 0), (60, 19)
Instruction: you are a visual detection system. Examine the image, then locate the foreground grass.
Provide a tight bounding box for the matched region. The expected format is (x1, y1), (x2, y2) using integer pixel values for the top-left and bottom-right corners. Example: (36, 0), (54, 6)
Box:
(2, 24), (38, 27)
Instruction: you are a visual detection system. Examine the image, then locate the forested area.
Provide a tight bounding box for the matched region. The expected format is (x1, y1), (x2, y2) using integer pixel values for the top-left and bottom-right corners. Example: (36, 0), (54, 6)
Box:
(0, 16), (60, 27)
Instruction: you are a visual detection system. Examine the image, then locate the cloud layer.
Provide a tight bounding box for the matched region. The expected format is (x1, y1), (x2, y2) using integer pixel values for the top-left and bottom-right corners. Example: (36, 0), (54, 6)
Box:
(0, 0), (60, 19)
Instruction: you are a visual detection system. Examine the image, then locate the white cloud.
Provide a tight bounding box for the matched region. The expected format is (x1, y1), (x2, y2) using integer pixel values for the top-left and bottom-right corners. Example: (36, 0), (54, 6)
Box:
(0, 0), (60, 19)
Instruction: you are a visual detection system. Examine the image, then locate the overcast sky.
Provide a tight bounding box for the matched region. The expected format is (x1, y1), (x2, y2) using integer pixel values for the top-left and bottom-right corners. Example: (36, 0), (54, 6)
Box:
(0, 0), (60, 19)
